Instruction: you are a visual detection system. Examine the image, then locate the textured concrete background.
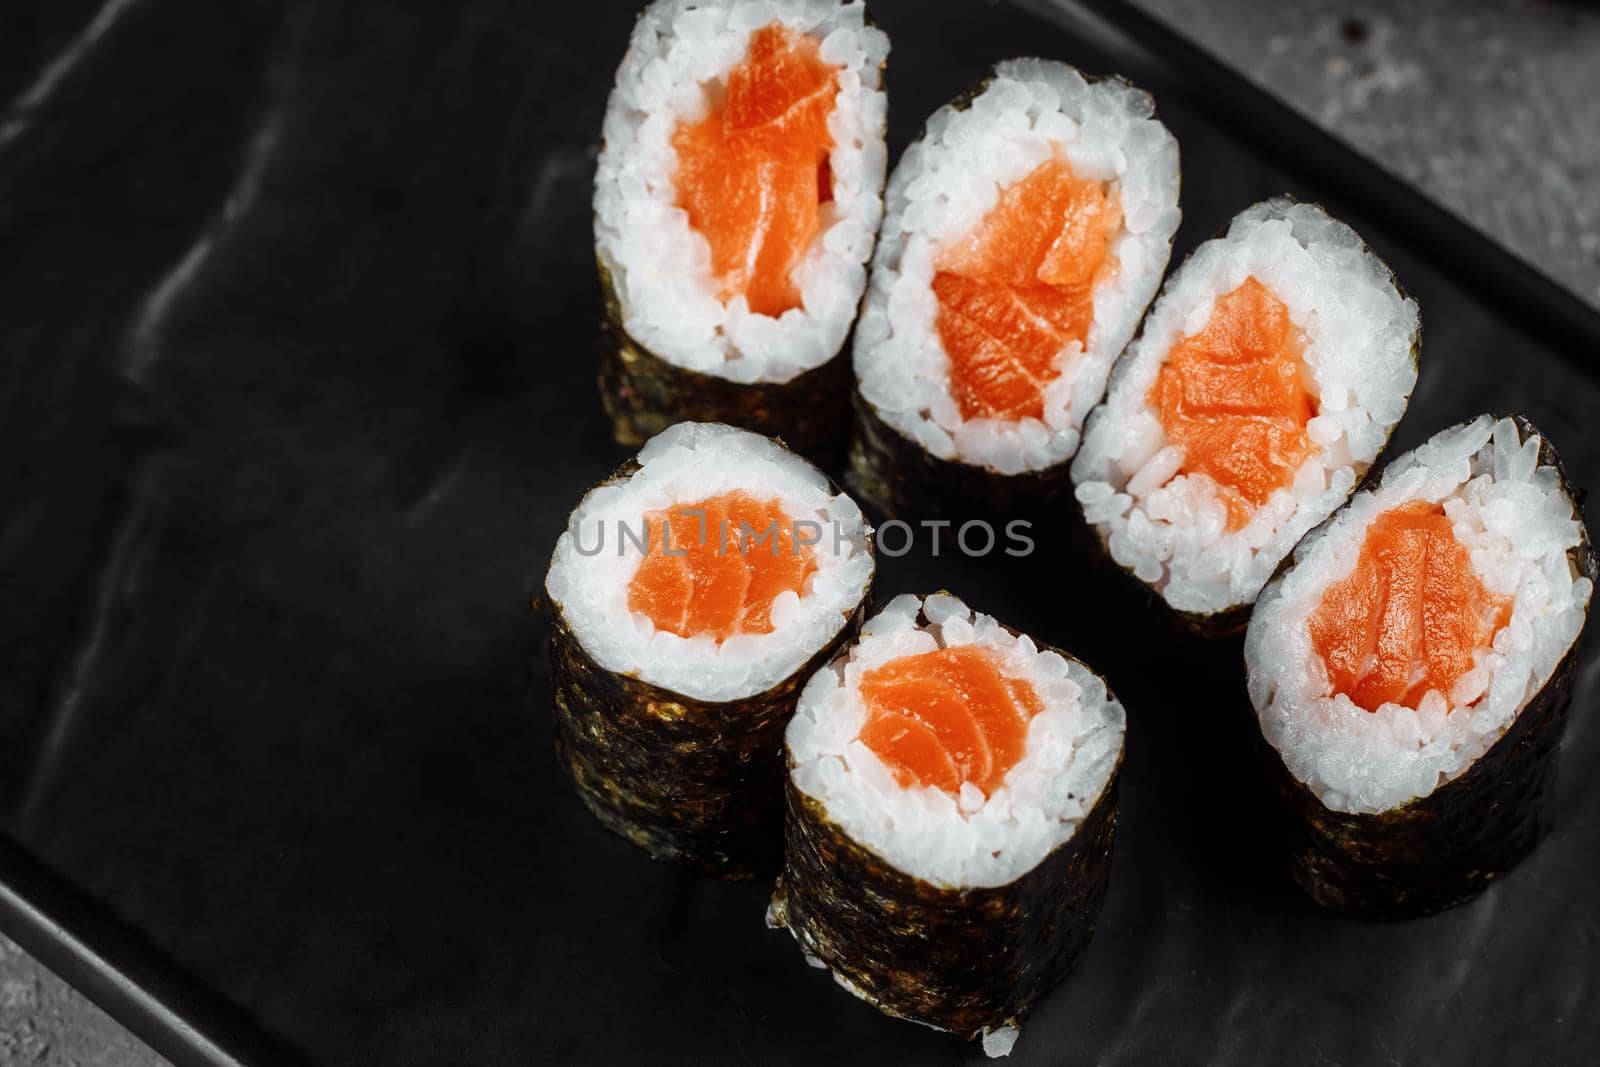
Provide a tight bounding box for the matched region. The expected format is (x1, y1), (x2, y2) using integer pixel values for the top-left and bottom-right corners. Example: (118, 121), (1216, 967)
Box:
(0, 936), (167, 1065)
(1134, 0), (1600, 306)
(3, 2), (1596, 1065)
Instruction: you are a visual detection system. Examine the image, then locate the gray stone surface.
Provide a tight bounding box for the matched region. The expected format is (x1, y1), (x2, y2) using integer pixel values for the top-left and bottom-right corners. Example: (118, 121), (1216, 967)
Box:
(1132, 0), (1600, 306)
(0, 935), (166, 1066)
(1, 3), (1595, 1066)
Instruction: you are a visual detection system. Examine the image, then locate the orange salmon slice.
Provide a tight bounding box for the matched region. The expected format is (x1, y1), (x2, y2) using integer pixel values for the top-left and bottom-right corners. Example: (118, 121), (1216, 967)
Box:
(1309, 501), (1509, 712)
(672, 24), (840, 317)
(933, 156), (1121, 421)
(627, 491), (816, 642)
(859, 645), (1041, 795)
(1148, 277), (1317, 530)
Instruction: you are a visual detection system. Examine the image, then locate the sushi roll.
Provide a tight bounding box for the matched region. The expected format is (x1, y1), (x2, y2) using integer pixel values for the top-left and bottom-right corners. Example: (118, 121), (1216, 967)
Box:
(850, 59), (1180, 520)
(769, 593), (1125, 1054)
(1072, 199), (1420, 636)
(544, 422), (875, 878)
(593, 0), (890, 462)
(1245, 415), (1594, 918)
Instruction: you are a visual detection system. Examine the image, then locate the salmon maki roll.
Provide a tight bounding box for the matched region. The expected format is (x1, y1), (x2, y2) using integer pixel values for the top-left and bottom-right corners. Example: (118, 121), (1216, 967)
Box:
(544, 422), (875, 878)
(593, 0), (890, 461)
(770, 593), (1125, 1055)
(851, 60), (1180, 520)
(1072, 198), (1420, 635)
(1245, 415), (1594, 918)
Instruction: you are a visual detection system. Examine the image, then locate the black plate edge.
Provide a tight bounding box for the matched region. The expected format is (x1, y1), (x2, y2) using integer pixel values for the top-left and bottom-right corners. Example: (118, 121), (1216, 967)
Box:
(0, 835), (301, 1067)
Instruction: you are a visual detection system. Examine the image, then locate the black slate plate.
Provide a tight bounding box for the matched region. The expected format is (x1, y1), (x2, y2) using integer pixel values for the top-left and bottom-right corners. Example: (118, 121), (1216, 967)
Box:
(3, 1), (1598, 1064)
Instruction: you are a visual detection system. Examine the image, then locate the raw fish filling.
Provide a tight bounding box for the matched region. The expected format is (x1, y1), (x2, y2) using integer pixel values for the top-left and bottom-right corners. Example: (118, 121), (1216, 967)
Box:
(932, 156), (1121, 421)
(672, 23), (840, 317)
(1149, 277), (1316, 530)
(628, 491), (816, 641)
(859, 646), (1042, 795)
(1309, 501), (1509, 713)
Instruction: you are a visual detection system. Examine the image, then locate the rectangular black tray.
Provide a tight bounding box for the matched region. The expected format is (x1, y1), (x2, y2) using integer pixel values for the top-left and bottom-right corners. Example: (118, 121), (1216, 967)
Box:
(3, 1), (1598, 1063)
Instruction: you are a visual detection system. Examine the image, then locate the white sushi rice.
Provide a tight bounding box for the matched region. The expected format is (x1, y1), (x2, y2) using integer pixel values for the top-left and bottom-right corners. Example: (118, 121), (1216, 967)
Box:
(852, 59), (1180, 474)
(545, 422), (874, 702)
(1071, 199), (1420, 616)
(785, 592), (1125, 889)
(593, 0), (889, 384)
(1246, 415), (1592, 814)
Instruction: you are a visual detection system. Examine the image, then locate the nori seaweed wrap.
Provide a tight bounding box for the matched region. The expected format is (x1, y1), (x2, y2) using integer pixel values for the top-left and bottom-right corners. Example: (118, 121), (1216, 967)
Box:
(545, 422), (875, 878)
(1245, 415), (1594, 918)
(847, 393), (1074, 526)
(549, 607), (863, 879)
(596, 264), (852, 462)
(770, 593), (1125, 1053)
